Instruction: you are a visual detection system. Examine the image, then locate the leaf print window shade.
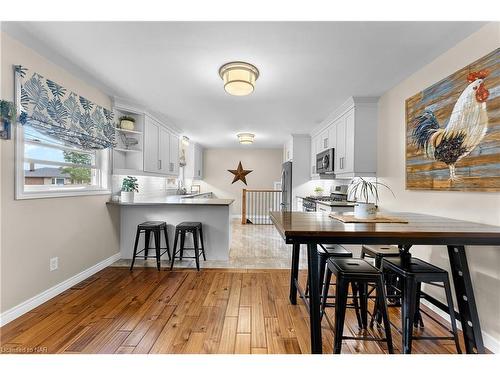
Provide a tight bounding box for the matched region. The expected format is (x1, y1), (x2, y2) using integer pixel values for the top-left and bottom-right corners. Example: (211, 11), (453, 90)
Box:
(15, 65), (115, 150)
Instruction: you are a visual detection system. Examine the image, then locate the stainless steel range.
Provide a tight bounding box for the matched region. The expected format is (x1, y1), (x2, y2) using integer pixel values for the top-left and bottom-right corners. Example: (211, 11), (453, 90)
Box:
(301, 185), (354, 212)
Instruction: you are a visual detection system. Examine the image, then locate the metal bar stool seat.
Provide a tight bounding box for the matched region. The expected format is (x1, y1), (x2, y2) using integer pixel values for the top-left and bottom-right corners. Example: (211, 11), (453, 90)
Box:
(322, 258), (394, 354)
(381, 257), (461, 354)
(361, 244), (400, 268)
(170, 222), (206, 271)
(130, 221), (171, 271)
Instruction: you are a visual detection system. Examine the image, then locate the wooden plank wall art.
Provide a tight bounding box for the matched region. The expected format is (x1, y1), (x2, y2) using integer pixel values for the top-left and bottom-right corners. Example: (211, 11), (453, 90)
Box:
(406, 48), (500, 191)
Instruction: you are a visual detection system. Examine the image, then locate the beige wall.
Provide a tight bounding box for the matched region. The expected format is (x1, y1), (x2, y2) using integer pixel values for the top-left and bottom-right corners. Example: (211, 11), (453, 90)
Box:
(377, 22), (500, 351)
(0, 31), (119, 314)
(197, 148), (283, 215)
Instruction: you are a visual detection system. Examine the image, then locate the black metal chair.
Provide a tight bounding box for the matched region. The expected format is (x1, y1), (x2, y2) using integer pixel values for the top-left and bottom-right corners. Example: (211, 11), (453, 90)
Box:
(322, 258), (394, 354)
(170, 222), (206, 271)
(130, 221), (171, 271)
(381, 257), (462, 354)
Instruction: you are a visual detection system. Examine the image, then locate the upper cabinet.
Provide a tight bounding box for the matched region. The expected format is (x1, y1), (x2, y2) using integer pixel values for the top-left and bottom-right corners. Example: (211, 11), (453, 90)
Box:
(144, 116), (161, 173)
(185, 142), (204, 180)
(310, 134), (319, 178)
(143, 115), (180, 176)
(169, 134), (180, 175)
(112, 101), (180, 177)
(310, 97), (378, 179)
(319, 129), (330, 152)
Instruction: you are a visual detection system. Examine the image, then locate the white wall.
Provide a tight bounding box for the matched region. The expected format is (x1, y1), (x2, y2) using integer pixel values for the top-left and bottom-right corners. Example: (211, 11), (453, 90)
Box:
(0, 31), (120, 314)
(198, 148), (282, 216)
(377, 22), (500, 352)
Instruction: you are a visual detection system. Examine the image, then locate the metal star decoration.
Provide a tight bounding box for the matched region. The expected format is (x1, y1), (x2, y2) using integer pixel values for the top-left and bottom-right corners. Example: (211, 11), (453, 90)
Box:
(228, 161), (253, 185)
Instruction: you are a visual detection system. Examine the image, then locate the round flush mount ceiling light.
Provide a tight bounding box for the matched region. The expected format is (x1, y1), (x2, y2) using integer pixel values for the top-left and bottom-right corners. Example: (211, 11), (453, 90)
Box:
(237, 133), (255, 145)
(219, 61), (259, 96)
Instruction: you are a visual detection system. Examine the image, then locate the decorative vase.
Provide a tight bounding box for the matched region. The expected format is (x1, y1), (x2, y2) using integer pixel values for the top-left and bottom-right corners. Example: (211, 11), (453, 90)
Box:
(314, 191), (323, 197)
(121, 191), (135, 203)
(120, 119), (135, 131)
(354, 202), (377, 219)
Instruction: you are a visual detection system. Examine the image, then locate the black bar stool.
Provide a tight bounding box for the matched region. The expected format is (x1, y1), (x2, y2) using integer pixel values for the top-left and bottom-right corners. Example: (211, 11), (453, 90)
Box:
(361, 244), (400, 268)
(130, 221), (171, 271)
(304, 245), (363, 328)
(322, 258), (394, 354)
(361, 244), (410, 325)
(381, 257), (461, 354)
(170, 222), (206, 271)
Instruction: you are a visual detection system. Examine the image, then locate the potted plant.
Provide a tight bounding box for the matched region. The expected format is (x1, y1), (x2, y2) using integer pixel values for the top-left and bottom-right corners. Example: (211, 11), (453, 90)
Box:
(313, 186), (324, 197)
(0, 100), (16, 140)
(348, 177), (394, 219)
(121, 176), (139, 203)
(119, 116), (136, 131)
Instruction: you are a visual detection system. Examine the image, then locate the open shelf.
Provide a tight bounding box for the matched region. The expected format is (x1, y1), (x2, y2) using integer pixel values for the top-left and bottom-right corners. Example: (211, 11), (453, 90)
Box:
(114, 148), (142, 153)
(115, 128), (143, 135)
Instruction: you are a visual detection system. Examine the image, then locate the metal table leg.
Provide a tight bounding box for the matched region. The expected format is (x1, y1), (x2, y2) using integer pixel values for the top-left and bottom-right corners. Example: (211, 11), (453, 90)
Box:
(307, 243), (322, 354)
(447, 245), (485, 354)
(289, 243), (300, 305)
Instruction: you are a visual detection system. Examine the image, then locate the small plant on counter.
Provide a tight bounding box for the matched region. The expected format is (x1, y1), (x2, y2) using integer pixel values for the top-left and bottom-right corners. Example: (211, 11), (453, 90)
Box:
(121, 176), (139, 203)
(122, 176), (139, 192)
(348, 177), (394, 219)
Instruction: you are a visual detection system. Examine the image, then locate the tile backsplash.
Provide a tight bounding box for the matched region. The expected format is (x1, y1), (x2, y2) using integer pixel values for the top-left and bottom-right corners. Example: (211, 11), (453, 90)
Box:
(112, 175), (178, 198)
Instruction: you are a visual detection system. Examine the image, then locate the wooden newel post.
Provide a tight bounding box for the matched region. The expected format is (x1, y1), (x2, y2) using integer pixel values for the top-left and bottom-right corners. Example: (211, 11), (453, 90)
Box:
(241, 189), (247, 225)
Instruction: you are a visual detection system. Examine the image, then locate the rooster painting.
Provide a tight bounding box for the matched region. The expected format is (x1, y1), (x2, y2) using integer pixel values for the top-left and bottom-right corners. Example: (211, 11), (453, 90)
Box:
(412, 70), (490, 181)
(406, 48), (500, 191)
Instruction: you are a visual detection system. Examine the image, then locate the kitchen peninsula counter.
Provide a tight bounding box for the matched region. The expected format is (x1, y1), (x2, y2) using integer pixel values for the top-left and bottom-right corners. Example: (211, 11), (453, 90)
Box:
(109, 195), (234, 261)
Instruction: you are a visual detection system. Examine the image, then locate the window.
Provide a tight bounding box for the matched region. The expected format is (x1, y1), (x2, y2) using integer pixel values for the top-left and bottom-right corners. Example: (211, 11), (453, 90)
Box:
(16, 124), (111, 199)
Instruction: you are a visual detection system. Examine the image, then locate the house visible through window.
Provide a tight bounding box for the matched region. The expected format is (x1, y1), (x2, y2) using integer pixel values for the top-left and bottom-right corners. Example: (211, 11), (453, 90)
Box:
(17, 124), (110, 199)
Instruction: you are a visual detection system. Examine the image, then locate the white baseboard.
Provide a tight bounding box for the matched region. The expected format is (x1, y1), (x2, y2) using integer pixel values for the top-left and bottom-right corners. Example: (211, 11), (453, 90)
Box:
(0, 252), (121, 327)
(421, 299), (499, 353)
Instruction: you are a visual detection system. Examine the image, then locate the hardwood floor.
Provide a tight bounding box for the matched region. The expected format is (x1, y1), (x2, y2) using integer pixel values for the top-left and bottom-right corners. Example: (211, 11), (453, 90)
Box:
(0, 267), (466, 354)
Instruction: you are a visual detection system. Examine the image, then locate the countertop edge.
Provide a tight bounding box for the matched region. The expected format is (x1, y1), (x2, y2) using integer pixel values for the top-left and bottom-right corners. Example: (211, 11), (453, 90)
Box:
(106, 199), (234, 207)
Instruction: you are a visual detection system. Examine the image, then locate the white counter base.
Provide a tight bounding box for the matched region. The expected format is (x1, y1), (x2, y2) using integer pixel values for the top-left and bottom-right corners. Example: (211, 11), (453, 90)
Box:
(119, 204), (232, 261)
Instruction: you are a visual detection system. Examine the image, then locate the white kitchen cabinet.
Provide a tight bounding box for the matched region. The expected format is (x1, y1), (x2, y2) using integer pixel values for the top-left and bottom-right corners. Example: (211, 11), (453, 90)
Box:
(158, 126), (169, 173)
(328, 121), (337, 155)
(335, 115), (346, 174)
(310, 97), (377, 179)
(143, 115), (179, 176)
(144, 116), (161, 173)
(169, 133), (180, 175)
(310, 134), (320, 179)
(185, 142), (204, 180)
(334, 101), (377, 178)
(319, 129), (329, 151)
(195, 144), (203, 179)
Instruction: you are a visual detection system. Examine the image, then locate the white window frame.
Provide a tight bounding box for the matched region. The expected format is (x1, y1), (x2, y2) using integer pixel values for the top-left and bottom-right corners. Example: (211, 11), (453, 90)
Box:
(15, 123), (111, 200)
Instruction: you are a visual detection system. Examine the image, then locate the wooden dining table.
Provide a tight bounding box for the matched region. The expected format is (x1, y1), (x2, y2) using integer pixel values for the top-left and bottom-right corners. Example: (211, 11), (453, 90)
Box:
(269, 210), (500, 354)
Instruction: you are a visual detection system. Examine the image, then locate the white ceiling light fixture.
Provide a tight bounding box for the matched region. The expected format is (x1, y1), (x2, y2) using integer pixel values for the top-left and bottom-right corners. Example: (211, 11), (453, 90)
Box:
(181, 136), (190, 146)
(219, 61), (259, 96)
(237, 133), (255, 145)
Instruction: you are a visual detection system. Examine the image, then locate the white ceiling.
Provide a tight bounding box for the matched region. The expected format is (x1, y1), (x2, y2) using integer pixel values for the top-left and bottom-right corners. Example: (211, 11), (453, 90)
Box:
(2, 22), (484, 148)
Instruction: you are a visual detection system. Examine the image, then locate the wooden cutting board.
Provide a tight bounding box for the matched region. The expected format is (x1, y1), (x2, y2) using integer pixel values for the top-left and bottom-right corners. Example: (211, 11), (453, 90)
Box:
(328, 213), (409, 224)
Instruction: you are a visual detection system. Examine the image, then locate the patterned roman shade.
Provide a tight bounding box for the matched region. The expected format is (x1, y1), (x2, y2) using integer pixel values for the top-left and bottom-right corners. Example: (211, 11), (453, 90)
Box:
(15, 65), (115, 149)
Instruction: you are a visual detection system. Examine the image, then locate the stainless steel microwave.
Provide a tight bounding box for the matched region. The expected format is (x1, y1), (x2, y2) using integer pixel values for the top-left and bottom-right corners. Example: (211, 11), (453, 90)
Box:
(316, 148), (334, 174)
